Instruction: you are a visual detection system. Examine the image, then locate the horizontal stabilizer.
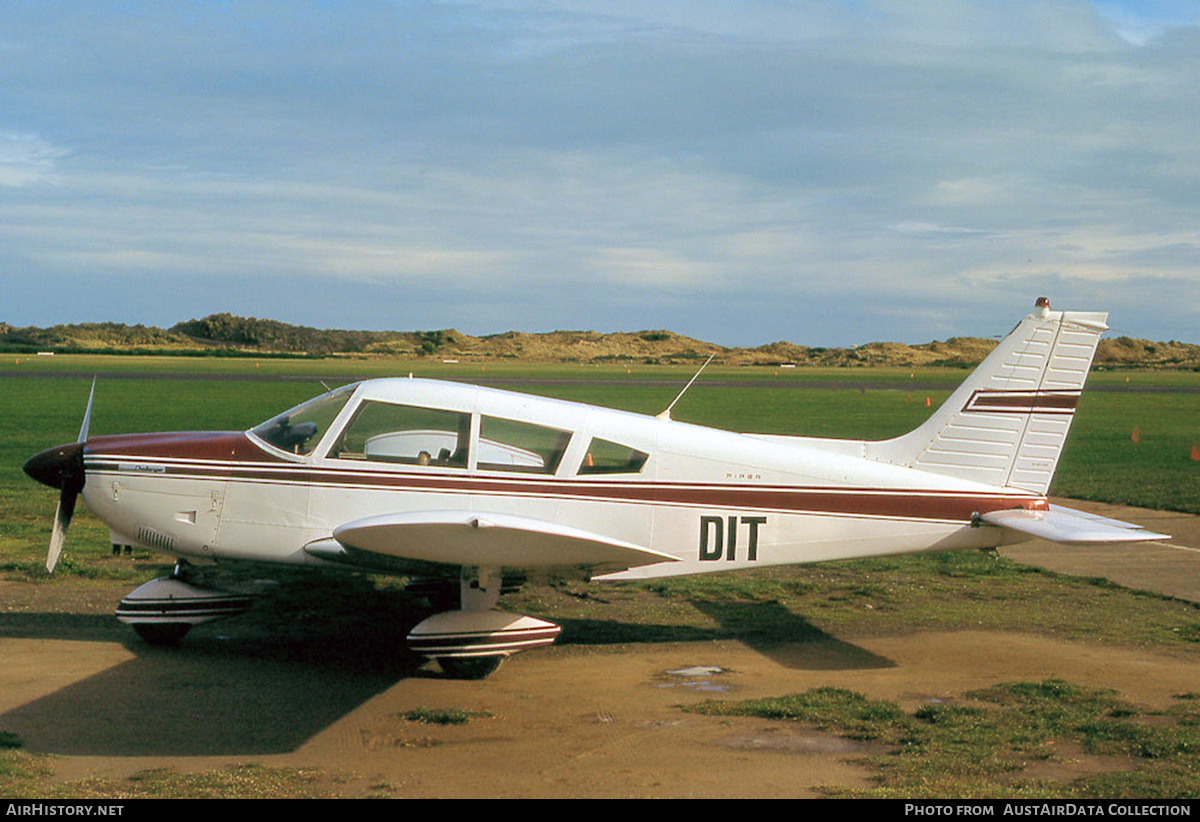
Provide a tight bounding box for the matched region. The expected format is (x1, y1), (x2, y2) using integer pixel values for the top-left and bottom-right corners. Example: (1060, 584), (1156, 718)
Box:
(981, 505), (1170, 544)
(332, 510), (679, 570)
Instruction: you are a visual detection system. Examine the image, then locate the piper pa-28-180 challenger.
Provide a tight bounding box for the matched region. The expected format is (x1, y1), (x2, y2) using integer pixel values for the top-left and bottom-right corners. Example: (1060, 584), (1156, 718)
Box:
(24, 299), (1169, 678)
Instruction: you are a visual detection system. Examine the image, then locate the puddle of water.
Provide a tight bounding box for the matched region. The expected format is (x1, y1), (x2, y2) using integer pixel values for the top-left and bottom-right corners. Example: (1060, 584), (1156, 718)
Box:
(656, 666), (731, 692)
(667, 666), (724, 678)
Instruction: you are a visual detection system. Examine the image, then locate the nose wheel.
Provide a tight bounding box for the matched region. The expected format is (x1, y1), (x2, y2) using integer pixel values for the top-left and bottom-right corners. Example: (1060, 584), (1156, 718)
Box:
(437, 656), (504, 680)
(132, 622), (192, 646)
(116, 562), (253, 646)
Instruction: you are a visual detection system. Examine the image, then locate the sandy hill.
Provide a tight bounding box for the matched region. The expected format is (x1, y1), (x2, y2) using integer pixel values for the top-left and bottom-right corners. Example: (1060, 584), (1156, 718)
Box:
(0, 316), (1196, 369)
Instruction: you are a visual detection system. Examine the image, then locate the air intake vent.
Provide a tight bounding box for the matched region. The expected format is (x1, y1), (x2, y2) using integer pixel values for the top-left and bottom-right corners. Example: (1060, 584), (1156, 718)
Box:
(137, 527), (177, 553)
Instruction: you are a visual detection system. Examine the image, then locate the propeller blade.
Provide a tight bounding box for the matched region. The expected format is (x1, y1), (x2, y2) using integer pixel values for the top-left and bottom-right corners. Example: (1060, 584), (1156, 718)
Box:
(24, 440), (86, 574)
(26, 379), (94, 574)
(78, 377), (96, 443)
(47, 490), (76, 573)
(44, 462), (82, 573)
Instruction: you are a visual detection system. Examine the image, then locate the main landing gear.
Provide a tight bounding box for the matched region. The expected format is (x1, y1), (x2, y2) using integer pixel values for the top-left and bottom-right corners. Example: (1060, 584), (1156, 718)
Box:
(406, 565), (561, 679)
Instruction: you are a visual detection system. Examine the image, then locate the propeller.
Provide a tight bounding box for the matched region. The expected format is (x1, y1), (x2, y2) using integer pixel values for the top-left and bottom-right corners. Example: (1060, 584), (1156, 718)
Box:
(23, 379), (95, 573)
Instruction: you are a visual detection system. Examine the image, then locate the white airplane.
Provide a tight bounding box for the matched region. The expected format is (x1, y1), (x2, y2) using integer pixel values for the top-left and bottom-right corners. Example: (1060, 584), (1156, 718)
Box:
(23, 298), (1169, 678)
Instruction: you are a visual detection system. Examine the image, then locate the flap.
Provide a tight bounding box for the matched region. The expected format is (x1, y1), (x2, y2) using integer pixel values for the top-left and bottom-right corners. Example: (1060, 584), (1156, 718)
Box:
(980, 505), (1170, 544)
(332, 510), (680, 570)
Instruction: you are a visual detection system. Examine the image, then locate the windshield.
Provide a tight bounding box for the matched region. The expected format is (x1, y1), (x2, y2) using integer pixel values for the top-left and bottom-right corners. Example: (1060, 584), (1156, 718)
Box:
(250, 383), (356, 456)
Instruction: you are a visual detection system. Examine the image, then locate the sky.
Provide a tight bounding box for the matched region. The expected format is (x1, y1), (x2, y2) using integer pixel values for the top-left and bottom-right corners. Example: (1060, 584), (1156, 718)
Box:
(2, 1), (1198, 347)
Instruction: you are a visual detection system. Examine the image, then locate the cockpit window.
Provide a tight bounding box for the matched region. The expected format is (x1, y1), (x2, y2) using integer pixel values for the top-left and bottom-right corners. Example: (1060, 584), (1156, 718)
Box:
(579, 437), (649, 475)
(251, 384), (355, 456)
(329, 400), (470, 468)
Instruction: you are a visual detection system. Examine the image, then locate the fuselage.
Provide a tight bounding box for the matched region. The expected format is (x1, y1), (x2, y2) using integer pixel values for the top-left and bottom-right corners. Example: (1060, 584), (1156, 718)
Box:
(74, 377), (1045, 579)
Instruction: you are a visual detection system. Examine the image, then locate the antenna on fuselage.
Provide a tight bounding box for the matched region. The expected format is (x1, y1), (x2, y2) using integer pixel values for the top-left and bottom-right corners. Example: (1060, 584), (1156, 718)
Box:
(656, 352), (716, 421)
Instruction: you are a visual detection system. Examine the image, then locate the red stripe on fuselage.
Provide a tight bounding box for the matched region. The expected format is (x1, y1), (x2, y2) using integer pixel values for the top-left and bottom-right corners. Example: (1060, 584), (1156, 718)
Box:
(83, 431), (1047, 524)
(85, 431), (283, 463)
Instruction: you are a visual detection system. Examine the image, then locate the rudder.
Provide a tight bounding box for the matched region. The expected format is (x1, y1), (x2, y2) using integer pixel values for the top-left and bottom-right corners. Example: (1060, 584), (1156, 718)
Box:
(867, 298), (1108, 494)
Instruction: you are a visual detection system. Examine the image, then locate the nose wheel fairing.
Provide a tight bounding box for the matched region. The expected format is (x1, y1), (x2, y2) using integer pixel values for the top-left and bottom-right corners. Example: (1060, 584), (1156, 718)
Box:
(116, 571), (254, 645)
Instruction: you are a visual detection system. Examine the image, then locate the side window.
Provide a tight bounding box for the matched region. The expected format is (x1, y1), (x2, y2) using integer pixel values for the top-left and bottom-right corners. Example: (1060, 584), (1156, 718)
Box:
(579, 438), (649, 475)
(330, 401), (470, 468)
(477, 416), (571, 474)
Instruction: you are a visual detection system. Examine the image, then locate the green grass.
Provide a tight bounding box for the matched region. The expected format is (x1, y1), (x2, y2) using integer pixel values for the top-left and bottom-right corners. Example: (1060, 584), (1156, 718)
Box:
(0, 751), (55, 800)
(2, 355), (1198, 798)
(400, 707), (494, 725)
(686, 680), (1200, 798)
(3, 359), (1198, 585)
(688, 686), (908, 740)
(50, 764), (337, 800)
(1054, 391), (1200, 513)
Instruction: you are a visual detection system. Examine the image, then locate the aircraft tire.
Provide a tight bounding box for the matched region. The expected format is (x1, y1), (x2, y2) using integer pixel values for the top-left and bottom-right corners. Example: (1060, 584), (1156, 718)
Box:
(132, 623), (192, 646)
(437, 655), (503, 679)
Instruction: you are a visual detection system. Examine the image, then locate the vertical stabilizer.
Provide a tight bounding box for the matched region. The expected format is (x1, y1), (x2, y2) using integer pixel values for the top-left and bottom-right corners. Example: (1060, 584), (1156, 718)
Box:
(866, 299), (1107, 493)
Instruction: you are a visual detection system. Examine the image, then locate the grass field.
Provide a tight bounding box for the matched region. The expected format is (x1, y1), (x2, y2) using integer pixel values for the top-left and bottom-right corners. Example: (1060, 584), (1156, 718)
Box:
(2, 355), (1199, 798)
(2, 354), (1198, 578)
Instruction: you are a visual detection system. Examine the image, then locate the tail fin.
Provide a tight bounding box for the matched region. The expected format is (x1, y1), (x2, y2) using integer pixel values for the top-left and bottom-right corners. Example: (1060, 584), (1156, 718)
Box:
(867, 298), (1107, 493)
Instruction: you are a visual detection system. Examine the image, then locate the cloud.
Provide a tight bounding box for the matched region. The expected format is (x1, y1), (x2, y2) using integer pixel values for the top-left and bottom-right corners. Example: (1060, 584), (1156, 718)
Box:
(0, 132), (68, 187)
(1092, 0), (1200, 46)
(0, 1), (1198, 346)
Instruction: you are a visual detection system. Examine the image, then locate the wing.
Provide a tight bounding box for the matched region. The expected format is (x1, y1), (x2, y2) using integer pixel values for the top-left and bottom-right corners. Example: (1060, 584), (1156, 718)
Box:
(980, 504), (1170, 544)
(317, 510), (679, 570)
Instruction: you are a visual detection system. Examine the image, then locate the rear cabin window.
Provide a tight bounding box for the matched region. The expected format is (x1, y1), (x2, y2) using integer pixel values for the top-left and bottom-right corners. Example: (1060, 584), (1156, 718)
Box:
(579, 438), (649, 475)
(477, 416), (571, 474)
(329, 401), (470, 468)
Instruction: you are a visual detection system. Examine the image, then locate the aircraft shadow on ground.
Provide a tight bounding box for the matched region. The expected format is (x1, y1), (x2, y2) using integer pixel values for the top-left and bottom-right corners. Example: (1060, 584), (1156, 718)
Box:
(0, 612), (426, 757)
(557, 599), (895, 671)
(0, 593), (891, 757)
